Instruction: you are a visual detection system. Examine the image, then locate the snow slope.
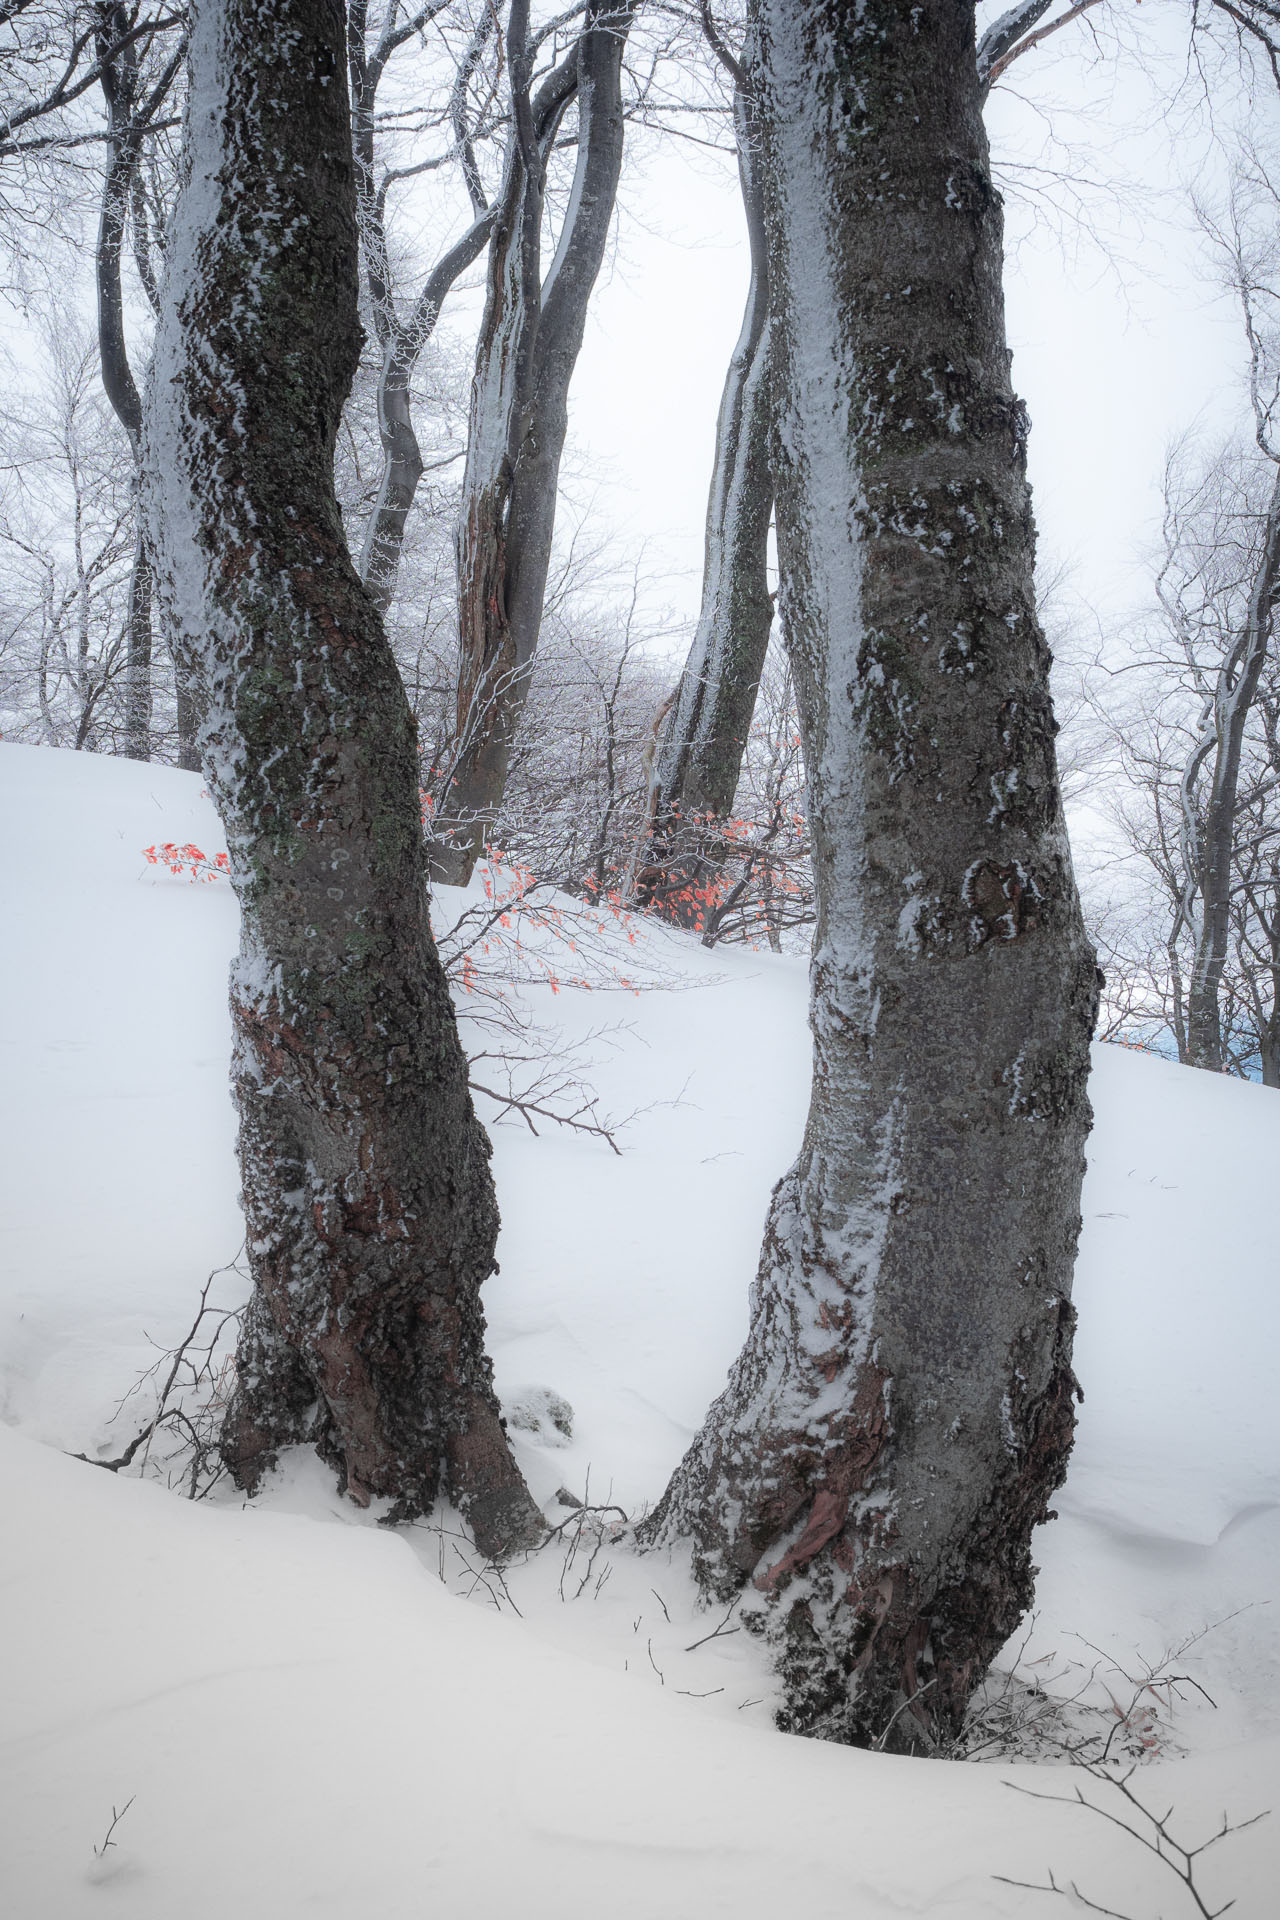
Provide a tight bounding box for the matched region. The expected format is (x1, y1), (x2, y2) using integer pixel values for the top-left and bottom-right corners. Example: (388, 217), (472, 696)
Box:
(1, 740), (1278, 1918)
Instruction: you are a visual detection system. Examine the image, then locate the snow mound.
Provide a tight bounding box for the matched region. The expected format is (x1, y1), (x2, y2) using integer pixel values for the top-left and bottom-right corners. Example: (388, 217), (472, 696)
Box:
(1, 741), (1278, 1917)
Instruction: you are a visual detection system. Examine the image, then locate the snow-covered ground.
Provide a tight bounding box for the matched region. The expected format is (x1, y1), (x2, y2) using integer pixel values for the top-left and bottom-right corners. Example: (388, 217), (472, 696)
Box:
(2, 739), (1278, 1918)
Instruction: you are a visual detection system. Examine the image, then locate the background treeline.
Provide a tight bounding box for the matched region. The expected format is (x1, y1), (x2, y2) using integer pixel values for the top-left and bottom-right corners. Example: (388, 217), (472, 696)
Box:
(0, 0), (1276, 1075)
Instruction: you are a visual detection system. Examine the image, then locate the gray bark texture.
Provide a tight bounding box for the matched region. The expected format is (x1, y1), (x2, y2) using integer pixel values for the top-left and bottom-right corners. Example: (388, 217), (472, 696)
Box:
(639, 0), (1098, 1752)
(431, 0), (637, 886)
(643, 65), (775, 926)
(143, 0), (543, 1557)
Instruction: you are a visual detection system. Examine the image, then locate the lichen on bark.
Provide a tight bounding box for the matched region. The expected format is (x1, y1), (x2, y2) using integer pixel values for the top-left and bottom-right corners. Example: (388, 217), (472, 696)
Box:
(144, 0), (542, 1558)
(639, 0), (1097, 1750)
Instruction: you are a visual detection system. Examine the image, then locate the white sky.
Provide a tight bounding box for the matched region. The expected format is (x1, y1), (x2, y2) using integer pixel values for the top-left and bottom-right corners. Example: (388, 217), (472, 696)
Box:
(555, 3), (1262, 656)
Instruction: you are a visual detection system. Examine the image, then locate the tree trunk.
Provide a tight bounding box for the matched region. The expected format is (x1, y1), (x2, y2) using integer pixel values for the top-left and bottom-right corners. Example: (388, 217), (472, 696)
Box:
(95, 2), (192, 765)
(144, 0), (543, 1558)
(122, 524), (152, 758)
(644, 68), (775, 928)
(358, 218), (494, 616)
(640, 0), (1098, 1752)
(348, 0), (529, 620)
(432, 0), (637, 885)
(95, 0), (151, 761)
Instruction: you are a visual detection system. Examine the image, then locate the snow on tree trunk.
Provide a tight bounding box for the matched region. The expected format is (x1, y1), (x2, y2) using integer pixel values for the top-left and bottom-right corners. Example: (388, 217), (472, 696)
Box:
(432, 0), (636, 886)
(644, 70), (775, 928)
(143, 0), (543, 1557)
(640, 0), (1098, 1750)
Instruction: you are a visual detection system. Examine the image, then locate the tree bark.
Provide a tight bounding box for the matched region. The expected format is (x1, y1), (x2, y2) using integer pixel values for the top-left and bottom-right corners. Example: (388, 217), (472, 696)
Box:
(144, 0), (543, 1557)
(94, 2), (190, 764)
(432, 0), (637, 885)
(640, 0), (1097, 1752)
(643, 65), (775, 927)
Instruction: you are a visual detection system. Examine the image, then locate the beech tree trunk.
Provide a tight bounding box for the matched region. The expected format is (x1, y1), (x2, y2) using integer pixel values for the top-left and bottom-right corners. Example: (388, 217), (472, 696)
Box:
(432, 0), (637, 885)
(640, 0), (1098, 1751)
(644, 65), (775, 926)
(144, 0), (543, 1557)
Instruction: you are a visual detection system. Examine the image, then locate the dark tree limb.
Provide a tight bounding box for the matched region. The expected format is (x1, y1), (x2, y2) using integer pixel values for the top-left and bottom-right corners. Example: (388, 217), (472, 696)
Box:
(145, 0), (544, 1556)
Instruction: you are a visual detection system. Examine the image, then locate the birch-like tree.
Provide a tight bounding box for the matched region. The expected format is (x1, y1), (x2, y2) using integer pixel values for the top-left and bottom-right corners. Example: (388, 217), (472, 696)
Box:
(640, 0), (1098, 1753)
(144, 0), (544, 1556)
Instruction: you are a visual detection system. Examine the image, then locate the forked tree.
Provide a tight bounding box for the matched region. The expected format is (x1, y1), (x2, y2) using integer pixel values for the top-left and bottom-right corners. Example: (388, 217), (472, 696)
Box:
(640, 0), (1098, 1751)
(144, 0), (544, 1557)
(431, 0), (638, 884)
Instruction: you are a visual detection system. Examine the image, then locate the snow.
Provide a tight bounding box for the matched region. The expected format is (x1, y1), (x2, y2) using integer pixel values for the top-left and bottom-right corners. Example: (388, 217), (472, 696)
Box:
(1, 739), (1278, 1917)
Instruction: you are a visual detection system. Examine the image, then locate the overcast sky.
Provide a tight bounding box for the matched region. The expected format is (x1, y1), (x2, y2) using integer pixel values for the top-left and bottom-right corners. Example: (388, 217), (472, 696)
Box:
(553, 3), (1258, 661)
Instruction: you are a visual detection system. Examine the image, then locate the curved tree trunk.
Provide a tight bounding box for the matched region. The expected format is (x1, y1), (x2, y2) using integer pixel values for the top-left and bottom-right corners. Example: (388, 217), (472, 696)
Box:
(644, 70), (775, 926)
(640, 0), (1098, 1752)
(144, 0), (543, 1558)
(358, 213), (496, 615)
(432, 0), (637, 886)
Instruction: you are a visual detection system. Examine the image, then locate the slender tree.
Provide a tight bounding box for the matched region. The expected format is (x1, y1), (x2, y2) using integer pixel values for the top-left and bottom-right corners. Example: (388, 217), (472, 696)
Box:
(640, 0), (1098, 1752)
(432, 0), (639, 885)
(642, 34), (774, 927)
(92, 1), (184, 763)
(349, 0), (501, 617)
(144, 0), (544, 1556)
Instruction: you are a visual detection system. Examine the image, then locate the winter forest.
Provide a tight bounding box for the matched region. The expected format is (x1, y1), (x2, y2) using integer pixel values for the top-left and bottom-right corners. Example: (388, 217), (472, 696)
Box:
(1, 0), (1279, 1914)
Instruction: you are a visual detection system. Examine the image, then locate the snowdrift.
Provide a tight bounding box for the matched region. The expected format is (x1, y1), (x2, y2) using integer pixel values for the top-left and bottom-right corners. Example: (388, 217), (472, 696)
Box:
(1, 741), (1277, 1917)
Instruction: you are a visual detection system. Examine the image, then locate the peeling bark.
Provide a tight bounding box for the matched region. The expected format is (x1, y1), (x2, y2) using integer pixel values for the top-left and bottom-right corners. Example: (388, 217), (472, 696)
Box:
(432, 0), (638, 885)
(640, 0), (1097, 1751)
(144, 0), (543, 1557)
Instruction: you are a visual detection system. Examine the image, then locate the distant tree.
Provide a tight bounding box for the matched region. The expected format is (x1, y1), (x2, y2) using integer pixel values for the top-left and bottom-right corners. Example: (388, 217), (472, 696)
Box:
(347, 0), (507, 618)
(640, 0), (1098, 1754)
(1077, 165), (1280, 1085)
(144, 0), (544, 1556)
(1086, 438), (1280, 1082)
(0, 326), (134, 751)
(643, 15), (773, 927)
(91, 1), (185, 764)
